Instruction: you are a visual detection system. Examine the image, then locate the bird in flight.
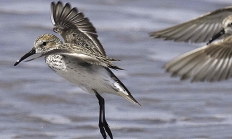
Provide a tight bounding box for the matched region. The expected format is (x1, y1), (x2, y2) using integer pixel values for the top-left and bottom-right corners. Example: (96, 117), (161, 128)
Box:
(150, 6), (232, 82)
(14, 1), (140, 139)
(150, 6), (232, 44)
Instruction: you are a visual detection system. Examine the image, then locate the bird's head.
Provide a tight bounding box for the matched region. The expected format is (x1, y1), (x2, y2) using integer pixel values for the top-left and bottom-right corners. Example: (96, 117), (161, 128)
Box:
(14, 34), (62, 66)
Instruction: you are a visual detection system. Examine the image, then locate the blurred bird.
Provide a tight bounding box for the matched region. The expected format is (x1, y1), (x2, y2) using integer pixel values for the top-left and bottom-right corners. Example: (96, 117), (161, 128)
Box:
(165, 35), (232, 82)
(150, 6), (232, 82)
(150, 6), (232, 44)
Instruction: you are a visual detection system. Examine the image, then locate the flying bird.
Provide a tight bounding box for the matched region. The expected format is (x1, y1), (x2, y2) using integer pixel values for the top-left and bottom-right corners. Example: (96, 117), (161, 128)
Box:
(150, 6), (232, 44)
(150, 6), (232, 82)
(14, 1), (140, 139)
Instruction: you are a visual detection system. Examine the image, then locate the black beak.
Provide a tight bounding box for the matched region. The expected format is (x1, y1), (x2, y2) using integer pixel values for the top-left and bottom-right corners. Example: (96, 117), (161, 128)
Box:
(207, 29), (225, 45)
(14, 48), (36, 66)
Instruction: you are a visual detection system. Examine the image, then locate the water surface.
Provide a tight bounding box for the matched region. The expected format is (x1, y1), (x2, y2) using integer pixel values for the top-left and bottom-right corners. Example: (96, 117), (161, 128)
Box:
(1, 0), (232, 138)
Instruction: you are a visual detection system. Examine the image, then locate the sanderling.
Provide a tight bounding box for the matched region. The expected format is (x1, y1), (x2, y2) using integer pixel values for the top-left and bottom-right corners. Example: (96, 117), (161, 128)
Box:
(14, 1), (140, 139)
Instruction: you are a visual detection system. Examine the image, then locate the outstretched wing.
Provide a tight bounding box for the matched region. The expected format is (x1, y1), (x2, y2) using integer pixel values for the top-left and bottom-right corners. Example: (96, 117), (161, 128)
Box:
(51, 1), (106, 56)
(165, 36), (232, 82)
(150, 6), (232, 43)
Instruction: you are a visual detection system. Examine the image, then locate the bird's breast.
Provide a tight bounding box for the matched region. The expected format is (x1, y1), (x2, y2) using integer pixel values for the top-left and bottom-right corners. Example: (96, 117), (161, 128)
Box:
(45, 54), (115, 94)
(45, 54), (67, 71)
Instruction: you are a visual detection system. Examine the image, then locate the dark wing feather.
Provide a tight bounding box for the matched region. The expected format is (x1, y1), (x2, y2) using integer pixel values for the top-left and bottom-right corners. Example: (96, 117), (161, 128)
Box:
(51, 1), (106, 56)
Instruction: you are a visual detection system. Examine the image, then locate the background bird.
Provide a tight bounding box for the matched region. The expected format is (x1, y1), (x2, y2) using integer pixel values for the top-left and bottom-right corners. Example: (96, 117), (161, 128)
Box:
(150, 6), (232, 82)
(150, 6), (232, 44)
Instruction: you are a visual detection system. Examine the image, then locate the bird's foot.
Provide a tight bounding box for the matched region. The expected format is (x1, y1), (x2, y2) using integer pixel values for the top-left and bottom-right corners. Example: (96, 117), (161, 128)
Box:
(99, 120), (113, 139)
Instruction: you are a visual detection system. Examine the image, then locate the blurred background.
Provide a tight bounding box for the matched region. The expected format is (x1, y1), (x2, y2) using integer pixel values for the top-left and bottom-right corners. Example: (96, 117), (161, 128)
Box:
(1, 0), (232, 138)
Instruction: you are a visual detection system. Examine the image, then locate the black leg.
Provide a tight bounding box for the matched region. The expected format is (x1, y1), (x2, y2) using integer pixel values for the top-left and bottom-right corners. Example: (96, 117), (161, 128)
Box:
(95, 92), (113, 139)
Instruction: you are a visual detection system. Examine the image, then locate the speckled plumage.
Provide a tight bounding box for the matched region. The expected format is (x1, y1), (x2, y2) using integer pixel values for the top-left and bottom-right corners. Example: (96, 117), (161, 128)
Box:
(38, 33), (135, 101)
(51, 1), (106, 56)
(14, 1), (139, 139)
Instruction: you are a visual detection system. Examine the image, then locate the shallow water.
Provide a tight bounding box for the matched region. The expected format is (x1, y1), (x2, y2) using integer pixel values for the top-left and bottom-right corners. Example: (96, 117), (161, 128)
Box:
(1, 0), (232, 138)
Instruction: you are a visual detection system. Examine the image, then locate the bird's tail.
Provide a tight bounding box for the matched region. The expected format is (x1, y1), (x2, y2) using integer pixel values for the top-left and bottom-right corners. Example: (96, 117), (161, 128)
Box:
(107, 68), (140, 106)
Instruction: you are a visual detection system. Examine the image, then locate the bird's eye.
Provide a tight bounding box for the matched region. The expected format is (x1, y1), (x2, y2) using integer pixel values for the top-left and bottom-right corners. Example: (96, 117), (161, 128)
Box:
(42, 42), (47, 46)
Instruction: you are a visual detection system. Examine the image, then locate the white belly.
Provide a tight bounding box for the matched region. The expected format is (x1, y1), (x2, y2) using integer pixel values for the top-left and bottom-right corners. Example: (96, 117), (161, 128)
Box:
(45, 55), (117, 94)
